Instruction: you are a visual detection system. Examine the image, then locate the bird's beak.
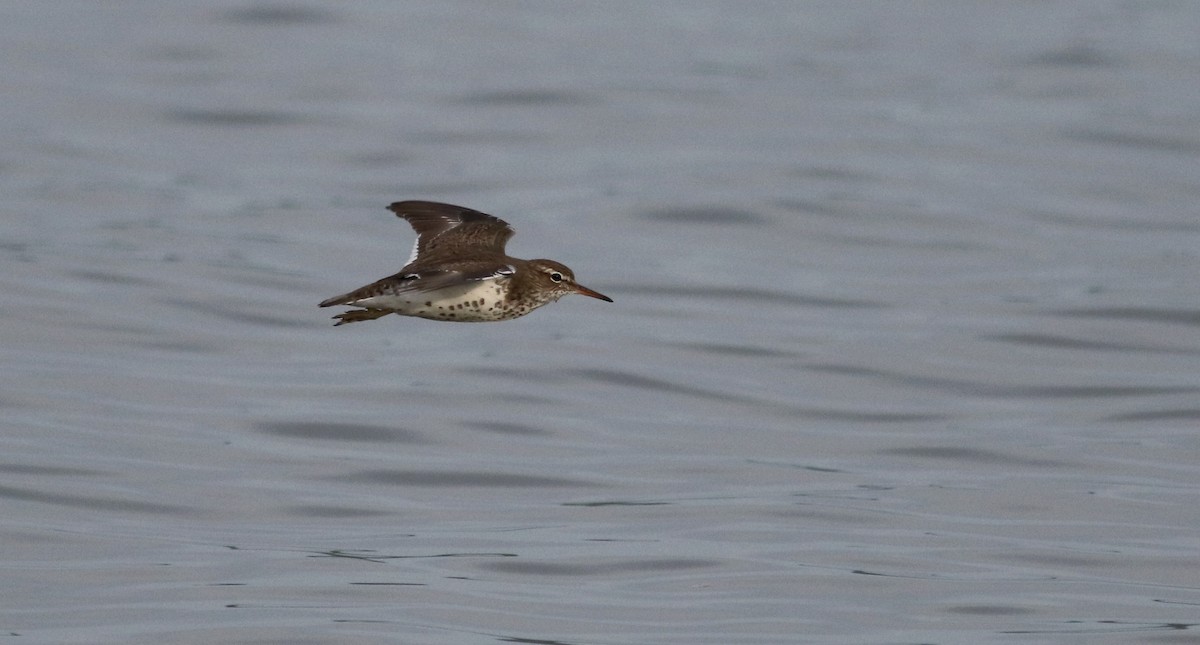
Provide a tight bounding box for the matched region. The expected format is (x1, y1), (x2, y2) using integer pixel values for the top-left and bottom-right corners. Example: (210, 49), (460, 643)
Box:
(573, 283), (613, 302)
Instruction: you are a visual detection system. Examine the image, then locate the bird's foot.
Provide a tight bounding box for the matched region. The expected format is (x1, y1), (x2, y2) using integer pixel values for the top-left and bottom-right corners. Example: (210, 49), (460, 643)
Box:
(332, 309), (392, 326)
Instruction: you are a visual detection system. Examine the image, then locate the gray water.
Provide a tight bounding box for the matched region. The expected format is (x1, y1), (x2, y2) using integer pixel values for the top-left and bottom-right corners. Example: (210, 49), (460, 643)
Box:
(2, 2), (1199, 644)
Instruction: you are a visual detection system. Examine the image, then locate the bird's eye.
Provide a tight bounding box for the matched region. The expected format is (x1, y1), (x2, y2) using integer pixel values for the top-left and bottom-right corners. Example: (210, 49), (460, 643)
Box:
(549, 272), (563, 283)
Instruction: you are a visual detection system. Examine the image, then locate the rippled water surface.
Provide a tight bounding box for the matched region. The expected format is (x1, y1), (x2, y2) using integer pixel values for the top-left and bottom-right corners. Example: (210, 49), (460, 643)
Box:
(3, 2), (1199, 643)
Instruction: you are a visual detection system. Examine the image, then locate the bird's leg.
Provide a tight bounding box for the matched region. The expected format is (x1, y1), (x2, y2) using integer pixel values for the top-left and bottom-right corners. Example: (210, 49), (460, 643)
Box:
(332, 309), (393, 326)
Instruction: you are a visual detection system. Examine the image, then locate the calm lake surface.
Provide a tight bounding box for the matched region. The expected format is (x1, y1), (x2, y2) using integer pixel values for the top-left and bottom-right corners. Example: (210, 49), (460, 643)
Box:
(2, 2), (1199, 643)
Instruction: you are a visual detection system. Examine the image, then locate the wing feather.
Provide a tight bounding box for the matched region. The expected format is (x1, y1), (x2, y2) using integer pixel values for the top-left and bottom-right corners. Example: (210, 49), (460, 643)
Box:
(319, 262), (514, 308)
(388, 201), (514, 261)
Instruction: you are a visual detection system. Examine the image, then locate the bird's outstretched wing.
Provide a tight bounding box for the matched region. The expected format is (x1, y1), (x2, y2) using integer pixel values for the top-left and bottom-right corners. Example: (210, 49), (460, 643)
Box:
(388, 201), (514, 264)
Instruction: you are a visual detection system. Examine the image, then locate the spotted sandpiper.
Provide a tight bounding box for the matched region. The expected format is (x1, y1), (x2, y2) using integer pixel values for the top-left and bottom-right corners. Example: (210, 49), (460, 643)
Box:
(319, 201), (613, 325)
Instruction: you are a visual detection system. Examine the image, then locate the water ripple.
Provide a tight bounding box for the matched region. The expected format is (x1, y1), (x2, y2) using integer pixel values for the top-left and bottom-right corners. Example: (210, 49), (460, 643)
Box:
(640, 206), (766, 225)
(219, 5), (340, 25)
(569, 367), (753, 403)
(462, 421), (550, 436)
(1061, 128), (1200, 155)
(455, 90), (596, 106)
(162, 108), (309, 127)
(984, 333), (1198, 355)
(0, 484), (193, 515)
(1104, 408), (1200, 422)
(330, 470), (595, 488)
(803, 363), (1198, 399)
(480, 558), (717, 576)
(880, 446), (1065, 467)
(1052, 307), (1200, 327)
(621, 284), (885, 308)
(255, 421), (428, 443)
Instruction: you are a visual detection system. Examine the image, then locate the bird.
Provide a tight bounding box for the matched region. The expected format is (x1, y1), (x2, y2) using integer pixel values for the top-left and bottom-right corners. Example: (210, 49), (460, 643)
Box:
(319, 200), (612, 325)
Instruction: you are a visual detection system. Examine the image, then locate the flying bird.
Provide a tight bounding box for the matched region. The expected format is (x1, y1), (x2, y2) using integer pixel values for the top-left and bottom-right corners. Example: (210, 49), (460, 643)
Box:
(320, 201), (612, 325)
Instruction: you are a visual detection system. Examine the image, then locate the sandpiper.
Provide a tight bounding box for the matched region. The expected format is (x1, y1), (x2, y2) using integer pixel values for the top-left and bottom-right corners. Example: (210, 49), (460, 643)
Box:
(320, 200), (612, 325)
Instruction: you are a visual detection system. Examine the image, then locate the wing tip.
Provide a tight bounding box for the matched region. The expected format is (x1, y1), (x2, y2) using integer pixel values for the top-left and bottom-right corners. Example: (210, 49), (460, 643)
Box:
(388, 200), (450, 214)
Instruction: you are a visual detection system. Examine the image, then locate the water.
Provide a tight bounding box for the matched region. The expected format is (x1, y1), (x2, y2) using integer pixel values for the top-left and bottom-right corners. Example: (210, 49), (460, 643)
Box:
(2, 2), (1199, 643)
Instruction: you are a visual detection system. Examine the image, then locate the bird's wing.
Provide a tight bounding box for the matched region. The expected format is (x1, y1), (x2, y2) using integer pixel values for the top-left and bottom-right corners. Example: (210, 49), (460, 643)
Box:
(388, 201), (515, 261)
(318, 263), (514, 308)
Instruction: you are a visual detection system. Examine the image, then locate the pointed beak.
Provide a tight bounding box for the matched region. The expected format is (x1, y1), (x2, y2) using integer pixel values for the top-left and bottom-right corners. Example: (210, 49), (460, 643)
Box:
(572, 283), (613, 302)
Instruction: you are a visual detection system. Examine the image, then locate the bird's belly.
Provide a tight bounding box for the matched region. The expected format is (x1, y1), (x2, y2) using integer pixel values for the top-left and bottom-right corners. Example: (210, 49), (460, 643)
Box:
(353, 282), (515, 322)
